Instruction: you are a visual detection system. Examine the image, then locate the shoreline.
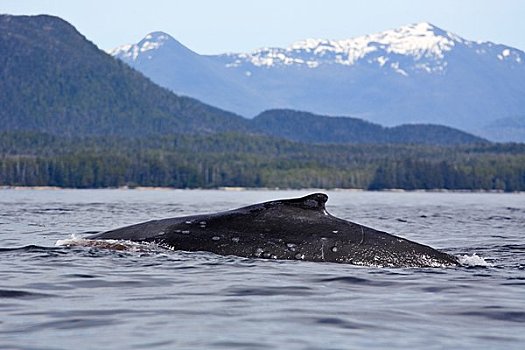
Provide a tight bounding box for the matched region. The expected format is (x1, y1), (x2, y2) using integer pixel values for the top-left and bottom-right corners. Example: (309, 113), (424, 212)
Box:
(0, 185), (521, 194)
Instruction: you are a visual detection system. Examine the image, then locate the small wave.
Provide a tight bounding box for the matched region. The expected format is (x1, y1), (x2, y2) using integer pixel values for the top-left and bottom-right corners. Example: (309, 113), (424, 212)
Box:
(0, 289), (55, 299)
(318, 276), (396, 287)
(0, 245), (60, 253)
(225, 285), (313, 297)
(457, 253), (493, 267)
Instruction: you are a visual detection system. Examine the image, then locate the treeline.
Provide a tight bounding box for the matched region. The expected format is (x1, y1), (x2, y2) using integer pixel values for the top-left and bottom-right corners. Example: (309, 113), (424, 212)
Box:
(369, 158), (524, 191)
(1, 131), (524, 191)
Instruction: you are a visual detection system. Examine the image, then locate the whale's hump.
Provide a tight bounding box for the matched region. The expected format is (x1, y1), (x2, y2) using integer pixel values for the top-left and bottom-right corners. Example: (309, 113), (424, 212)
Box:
(279, 193), (328, 211)
(86, 192), (459, 267)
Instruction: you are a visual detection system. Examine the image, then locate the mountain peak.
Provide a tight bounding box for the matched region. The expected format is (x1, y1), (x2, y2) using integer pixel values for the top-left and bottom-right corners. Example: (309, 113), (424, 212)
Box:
(136, 31), (174, 52)
(139, 31), (172, 45)
(398, 22), (446, 35)
(143, 31), (173, 41)
(109, 31), (193, 60)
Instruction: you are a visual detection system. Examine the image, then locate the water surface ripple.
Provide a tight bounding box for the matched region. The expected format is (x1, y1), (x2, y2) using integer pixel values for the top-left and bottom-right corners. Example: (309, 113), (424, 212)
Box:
(0, 189), (524, 349)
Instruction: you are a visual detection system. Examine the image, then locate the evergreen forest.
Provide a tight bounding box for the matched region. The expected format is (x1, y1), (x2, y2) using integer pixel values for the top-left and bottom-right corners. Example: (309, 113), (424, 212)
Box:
(1, 131), (524, 191)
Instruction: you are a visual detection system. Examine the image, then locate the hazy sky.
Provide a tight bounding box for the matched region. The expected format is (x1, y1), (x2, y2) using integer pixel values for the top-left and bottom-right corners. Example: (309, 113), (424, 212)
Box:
(2, 0), (524, 54)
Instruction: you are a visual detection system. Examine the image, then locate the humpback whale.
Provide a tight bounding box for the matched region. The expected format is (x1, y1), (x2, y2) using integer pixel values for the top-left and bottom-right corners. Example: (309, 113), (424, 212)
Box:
(88, 193), (458, 267)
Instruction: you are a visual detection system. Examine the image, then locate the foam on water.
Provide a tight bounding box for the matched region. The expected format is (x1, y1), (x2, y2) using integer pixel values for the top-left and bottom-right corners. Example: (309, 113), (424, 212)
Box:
(55, 234), (161, 253)
(457, 253), (493, 267)
(55, 233), (84, 246)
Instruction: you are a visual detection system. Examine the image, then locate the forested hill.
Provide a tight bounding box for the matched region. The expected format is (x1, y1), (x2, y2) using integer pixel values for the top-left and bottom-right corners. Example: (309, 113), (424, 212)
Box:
(252, 110), (487, 145)
(0, 14), (487, 145)
(0, 15), (248, 137)
(1, 131), (524, 190)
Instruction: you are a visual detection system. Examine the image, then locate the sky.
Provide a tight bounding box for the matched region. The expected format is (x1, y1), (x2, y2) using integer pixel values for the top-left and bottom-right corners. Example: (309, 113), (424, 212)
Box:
(2, 0), (525, 54)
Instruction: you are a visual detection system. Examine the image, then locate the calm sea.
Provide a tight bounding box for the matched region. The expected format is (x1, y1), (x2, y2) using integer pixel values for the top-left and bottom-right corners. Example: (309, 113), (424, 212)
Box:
(0, 189), (524, 350)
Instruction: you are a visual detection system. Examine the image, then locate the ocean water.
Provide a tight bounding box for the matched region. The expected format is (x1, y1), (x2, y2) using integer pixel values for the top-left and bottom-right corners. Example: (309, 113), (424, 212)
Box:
(0, 189), (524, 350)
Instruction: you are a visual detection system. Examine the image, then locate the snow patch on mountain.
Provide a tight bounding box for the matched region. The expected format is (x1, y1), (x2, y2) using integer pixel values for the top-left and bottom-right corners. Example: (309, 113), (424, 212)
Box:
(109, 31), (172, 60)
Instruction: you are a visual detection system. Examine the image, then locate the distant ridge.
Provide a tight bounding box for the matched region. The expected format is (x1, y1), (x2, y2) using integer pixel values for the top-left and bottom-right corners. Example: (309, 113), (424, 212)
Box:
(112, 23), (525, 142)
(252, 110), (487, 145)
(0, 14), (486, 146)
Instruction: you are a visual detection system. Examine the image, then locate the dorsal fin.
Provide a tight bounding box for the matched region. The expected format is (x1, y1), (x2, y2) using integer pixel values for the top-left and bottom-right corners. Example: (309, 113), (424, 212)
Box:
(282, 193), (328, 211)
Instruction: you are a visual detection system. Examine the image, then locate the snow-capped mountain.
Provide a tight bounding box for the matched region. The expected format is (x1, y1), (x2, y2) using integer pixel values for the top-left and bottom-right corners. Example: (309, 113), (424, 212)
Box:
(220, 22), (522, 74)
(111, 23), (525, 141)
(222, 22), (460, 71)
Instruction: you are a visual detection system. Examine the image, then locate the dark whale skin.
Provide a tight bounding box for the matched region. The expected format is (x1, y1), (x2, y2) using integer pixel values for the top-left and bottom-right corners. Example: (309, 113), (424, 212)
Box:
(88, 193), (458, 267)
